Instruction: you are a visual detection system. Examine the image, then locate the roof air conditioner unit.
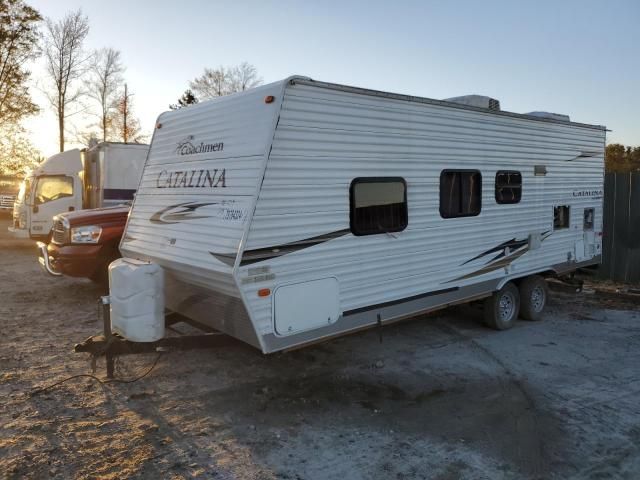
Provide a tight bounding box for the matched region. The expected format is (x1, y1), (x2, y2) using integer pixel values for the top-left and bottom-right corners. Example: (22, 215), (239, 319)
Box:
(444, 95), (500, 111)
(526, 111), (570, 122)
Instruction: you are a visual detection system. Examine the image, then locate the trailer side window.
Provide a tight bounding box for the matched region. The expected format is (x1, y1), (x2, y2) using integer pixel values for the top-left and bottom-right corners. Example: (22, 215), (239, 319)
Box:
(583, 208), (594, 230)
(495, 171), (522, 204)
(440, 170), (481, 218)
(350, 178), (408, 236)
(554, 205), (570, 229)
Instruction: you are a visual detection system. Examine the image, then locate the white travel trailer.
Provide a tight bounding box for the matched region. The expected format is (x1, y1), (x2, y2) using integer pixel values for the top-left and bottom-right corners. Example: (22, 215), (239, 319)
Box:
(10, 142), (148, 240)
(118, 76), (605, 353)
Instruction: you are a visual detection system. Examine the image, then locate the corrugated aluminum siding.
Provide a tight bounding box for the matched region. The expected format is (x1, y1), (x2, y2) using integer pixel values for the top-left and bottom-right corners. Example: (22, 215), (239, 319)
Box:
(242, 81), (605, 336)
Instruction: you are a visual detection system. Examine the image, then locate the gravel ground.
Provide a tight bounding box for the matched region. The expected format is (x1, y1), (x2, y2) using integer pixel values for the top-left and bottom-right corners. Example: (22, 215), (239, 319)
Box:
(1, 216), (640, 480)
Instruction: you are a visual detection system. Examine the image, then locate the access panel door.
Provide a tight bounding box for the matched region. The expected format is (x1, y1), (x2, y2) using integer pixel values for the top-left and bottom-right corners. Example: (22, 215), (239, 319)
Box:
(274, 278), (340, 336)
(582, 207), (597, 259)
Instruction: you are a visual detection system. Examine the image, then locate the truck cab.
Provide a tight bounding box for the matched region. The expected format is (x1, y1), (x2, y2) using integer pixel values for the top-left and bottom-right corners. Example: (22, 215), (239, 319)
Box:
(9, 143), (148, 241)
(10, 150), (83, 240)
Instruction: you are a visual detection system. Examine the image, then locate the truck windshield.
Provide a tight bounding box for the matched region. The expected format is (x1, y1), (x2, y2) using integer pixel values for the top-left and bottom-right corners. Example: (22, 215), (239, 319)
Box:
(34, 175), (73, 205)
(16, 178), (32, 203)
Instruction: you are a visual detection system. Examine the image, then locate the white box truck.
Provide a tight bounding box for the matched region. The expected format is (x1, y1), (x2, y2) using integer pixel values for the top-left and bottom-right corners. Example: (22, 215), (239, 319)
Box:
(9, 142), (148, 240)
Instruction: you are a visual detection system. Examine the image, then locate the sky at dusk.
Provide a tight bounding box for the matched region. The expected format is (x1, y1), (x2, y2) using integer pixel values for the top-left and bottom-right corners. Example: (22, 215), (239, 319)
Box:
(25, 0), (640, 156)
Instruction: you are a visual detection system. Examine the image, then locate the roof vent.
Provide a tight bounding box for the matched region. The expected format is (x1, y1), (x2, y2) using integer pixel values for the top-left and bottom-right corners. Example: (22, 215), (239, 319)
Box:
(444, 95), (500, 111)
(526, 111), (570, 122)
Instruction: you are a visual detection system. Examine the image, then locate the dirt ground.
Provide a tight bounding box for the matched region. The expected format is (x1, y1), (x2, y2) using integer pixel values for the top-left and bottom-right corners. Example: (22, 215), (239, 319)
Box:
(1, 216), (640, 480)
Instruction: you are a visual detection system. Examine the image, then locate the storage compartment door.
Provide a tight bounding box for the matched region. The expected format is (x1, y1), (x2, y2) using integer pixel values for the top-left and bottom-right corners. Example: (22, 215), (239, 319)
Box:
(582, 207), (597, 259)
(274, 278), (340, 336)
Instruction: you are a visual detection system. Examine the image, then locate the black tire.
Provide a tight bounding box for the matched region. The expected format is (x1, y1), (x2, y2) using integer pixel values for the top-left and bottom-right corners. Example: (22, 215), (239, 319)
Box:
(89, 265), (109, 285)
(484, 282), (520, 330)
(518, 275), (548, 321)
(90, 250), (120, 285)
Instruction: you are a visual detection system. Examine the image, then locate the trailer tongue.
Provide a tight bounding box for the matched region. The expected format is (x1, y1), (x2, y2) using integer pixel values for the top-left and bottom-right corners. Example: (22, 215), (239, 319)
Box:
(75, 297), (239, 379)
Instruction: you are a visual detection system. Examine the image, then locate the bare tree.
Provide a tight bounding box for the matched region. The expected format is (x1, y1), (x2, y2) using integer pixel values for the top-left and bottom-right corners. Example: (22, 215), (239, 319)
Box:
(189, 62), (262, 100)
(228, 62), (262, 92)
(86, 47), (123, 141)
(42, 9), (90, 152)
(110, 83), (145, 143)
(190, 65), (228, 99)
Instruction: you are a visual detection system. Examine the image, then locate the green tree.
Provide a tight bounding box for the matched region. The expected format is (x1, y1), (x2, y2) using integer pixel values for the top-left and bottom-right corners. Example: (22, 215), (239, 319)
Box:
(606, 143), (640, 173)
(169, 89), (198, 110)
(0, 0), (41, 178)
(606, 144), (627, 172)
(627, 146), (640, 171)
(0, 0), (42, 129)
(0, 123), (42, 176)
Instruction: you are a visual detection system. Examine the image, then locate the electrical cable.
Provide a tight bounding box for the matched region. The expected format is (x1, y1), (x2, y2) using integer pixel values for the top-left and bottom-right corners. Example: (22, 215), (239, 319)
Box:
(29, 352), (163, 397)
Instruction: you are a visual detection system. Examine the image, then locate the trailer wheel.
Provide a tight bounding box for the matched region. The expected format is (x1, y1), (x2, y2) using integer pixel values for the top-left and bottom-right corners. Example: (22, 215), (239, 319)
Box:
(518, 275), (548, 321)
(484, 282), (520, 330)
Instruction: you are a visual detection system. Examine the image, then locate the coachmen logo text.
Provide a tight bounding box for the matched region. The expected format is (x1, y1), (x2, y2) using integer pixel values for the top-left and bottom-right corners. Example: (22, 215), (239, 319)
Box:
(157, 169), (226, 188)
(176, 135), (223, 156)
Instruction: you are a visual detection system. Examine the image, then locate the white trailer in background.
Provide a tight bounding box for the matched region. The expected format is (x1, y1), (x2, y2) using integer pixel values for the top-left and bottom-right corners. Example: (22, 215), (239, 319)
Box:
(117, 76), (605, 353)
(9, 142), (148, 240)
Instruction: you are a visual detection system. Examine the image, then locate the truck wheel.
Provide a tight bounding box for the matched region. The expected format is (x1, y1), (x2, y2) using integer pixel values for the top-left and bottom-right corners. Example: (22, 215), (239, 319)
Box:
(90, 251), (120, 285)
(89, 266), (109, 285)
(518, 275), (548, 321)
(484, 282), (520, 330)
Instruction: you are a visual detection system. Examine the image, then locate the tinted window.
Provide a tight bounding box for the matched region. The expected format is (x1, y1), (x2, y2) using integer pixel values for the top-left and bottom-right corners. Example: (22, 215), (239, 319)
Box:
(35, 176), (73, 205)
(583, 208), (594, 230)
(495, 171), (522, 204)
(554, 205), (570, 229)
(440, 170), (481, 218)
(350, 178), (408, 236)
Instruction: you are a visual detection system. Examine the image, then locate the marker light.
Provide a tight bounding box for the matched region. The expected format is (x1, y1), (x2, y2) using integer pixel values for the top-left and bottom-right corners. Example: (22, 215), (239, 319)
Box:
(258, 288), (271, 297)
(264, 95), (275, 104)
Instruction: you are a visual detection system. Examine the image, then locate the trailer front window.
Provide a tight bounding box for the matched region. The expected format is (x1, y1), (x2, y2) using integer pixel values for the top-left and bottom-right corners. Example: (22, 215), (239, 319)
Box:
(350, 177), (408, 236)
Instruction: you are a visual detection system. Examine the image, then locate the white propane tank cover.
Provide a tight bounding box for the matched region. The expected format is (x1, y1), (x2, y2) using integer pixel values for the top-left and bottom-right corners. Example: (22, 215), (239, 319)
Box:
(109, 258), (165, 342)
